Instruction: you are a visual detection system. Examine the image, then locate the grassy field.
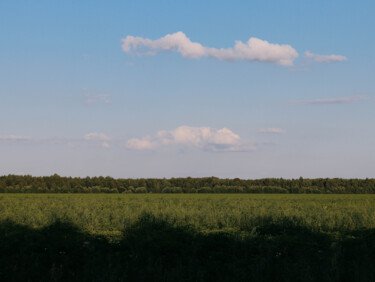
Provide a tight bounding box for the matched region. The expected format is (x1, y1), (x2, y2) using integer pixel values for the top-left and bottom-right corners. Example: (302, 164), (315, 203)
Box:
(1, 194), (375, 281)
(1, 194), (375, 236)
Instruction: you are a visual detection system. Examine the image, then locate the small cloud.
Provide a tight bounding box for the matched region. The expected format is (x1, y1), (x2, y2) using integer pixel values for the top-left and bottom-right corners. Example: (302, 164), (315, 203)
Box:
(126, 137), (157, 150)
(305, 51), (347, 63)
(290, 95), (366, 105)
(121, 31), (299, 66)
(84, 133), (112, 148)
(84, 132), (112, 141)
(97, 94), (111, 104)
(84, 94), (111, 105)
(258, 128), (286, 134)
(82, 54), (90, 60)
(101, 142), (110, 148)
(126, 126), (255, 152)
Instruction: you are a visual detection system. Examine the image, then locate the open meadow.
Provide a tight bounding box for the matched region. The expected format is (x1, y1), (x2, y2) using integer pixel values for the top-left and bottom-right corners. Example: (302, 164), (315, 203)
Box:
(1, 194), (375, 236)
(1, 194), (375, 281)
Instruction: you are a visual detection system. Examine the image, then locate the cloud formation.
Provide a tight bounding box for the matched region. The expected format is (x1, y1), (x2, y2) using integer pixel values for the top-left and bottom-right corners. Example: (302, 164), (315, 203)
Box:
(258, 128), (285, 134)
(84, 132), (112, 148)
(290, 95), (366, 105)
(84, 132), (112, 141)
(126, 136), (157, 150)
(126, 126), (255, 152)
(121, 31), (299, 66)
(305, 51), (347, 63)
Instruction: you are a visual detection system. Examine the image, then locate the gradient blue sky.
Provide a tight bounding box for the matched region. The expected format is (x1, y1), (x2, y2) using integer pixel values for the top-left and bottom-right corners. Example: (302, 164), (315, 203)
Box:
(1, 0), (374, 178)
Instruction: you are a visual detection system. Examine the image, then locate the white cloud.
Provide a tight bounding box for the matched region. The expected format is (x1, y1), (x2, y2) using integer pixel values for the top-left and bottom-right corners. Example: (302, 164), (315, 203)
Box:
(126, 137), (157, 150)
(290, 95), (366, 105)
(258, 128), (286, 134)
(305, 51), (347, 63)
(121, 31), (299, 66)
(126, 126), (255, 152)
(84, 132), (112, 141)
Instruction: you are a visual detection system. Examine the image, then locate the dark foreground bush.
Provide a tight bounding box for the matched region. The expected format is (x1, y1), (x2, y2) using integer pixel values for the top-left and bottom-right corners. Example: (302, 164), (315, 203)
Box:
(0, 215), (374, 281)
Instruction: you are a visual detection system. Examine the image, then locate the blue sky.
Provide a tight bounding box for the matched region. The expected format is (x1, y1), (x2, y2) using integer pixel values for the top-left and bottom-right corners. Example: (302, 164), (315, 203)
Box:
(1, 0), (374, 178)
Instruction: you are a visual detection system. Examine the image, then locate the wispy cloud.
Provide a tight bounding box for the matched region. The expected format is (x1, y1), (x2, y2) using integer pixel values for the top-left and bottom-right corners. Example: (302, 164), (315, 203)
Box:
(258, 128), (286, 134)
(121, 31), (299, 66)
(0, 133), (113, 149)
(84, 132), (112, 141)
(126, 126), (255, 152)
(84, 132), (112, 148)
(101, 142), (111, 148)
(0, 135), (33, 142)
(290, 95), (366, 105)
(0, 136), (77, 145)
(305, 51), (347, 63)
(84, 94), (111, 105)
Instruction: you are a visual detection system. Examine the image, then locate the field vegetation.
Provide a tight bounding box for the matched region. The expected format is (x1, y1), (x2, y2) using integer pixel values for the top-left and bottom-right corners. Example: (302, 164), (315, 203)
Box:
(1, 194), (375, 281)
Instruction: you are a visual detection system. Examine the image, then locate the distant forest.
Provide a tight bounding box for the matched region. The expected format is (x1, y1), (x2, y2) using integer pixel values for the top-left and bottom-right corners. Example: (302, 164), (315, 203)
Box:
(0, 174), (375, 193)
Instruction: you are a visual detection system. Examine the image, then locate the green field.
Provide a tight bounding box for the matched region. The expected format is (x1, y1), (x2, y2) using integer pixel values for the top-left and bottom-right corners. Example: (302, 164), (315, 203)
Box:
(1, 194), (375, 237)
(1, 194), (375, 281)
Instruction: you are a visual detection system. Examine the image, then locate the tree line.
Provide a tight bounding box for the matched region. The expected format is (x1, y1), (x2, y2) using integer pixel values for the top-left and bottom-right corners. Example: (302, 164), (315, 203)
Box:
(0, 174), (374, 193)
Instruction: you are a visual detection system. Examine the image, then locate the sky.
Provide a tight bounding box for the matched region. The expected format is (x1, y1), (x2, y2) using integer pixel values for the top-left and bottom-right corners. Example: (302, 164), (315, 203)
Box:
(1, 0), (374, 179)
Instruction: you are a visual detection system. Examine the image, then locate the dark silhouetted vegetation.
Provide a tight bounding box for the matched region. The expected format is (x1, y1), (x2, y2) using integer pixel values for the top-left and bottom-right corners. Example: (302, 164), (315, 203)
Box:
(0, 214), (374, 281)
